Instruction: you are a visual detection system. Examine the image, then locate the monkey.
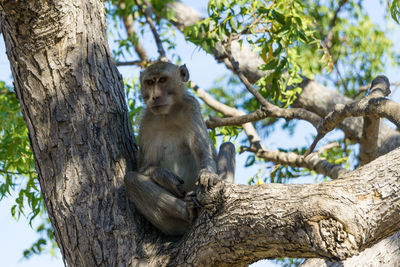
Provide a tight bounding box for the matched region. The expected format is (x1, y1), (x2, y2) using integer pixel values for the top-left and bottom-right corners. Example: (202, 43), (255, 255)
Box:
(124, 62), (235, 236)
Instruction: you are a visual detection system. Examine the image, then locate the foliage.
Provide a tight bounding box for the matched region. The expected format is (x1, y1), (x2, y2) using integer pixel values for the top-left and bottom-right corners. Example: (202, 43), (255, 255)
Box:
(185, 0), (323, 107)
(306, 1), (397, 97)
(391, 0), (400, 23)
(0, 82), (57, 258)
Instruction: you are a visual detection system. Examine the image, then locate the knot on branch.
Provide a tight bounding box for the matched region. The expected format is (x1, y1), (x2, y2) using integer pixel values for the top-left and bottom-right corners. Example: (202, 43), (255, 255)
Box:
(311, 218), (358, 260)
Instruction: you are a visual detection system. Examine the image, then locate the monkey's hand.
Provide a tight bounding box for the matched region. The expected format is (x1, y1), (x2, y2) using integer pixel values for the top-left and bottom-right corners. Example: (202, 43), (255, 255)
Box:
(144, 166), (186, 198)
(196, 169), (220, 190)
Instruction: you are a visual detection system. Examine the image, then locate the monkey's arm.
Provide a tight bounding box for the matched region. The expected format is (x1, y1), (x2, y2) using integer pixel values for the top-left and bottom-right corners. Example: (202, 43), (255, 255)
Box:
(188, 99), (221, 189)
(189, 99), (217, 173)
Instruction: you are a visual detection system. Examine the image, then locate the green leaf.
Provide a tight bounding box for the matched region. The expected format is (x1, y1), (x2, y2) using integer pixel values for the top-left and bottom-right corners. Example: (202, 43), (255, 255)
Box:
(391, 0), (400, 24)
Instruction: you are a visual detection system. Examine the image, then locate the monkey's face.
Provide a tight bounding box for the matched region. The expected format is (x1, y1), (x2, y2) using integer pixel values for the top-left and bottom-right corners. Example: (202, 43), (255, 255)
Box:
(140, 62), (189, 116)
(141, 74), (181, 115)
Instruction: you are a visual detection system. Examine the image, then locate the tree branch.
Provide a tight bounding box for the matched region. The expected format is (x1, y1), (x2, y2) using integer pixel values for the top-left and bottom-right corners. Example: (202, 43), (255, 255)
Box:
(214, 37), (323, 130)
(0, 168), (35, 175)
(168, 147), (400, 266)
(324, 0), (348, 50)
(305, 75), (395, 156)
(189, 81), (264, 149)
(293, 79), (400, 156)
(118, 0), (148, 65)
(116, 60), (143, 66)
(241, 145), (347, 179)
(135, 0), (167, 61)
(190, 82), (345, 179)
(302, 230), (400, 266)
(360, 76), (391, 165)
(206, 105), (322, 129)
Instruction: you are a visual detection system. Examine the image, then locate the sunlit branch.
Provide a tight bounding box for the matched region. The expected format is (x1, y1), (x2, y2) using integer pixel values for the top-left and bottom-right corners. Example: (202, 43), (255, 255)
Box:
(305, 75), (395, 156)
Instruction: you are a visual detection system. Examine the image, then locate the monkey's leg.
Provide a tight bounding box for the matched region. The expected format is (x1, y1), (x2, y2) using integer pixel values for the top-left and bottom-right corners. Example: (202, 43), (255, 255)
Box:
(217, 142), (236, 183)
(142, 166), (186, 198)
(125, 171), (191, 236)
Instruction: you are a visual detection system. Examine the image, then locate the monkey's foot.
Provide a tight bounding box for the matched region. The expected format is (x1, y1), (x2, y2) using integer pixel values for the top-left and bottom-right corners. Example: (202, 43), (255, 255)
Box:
(149, 167), (186, 198)
(185, 191), (202, 222)
(197, 169), (220, 190)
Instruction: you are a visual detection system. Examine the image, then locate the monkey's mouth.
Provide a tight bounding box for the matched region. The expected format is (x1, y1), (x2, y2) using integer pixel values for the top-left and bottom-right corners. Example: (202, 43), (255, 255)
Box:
(151, 104), (167, 109)
(150, 104), (170, 115)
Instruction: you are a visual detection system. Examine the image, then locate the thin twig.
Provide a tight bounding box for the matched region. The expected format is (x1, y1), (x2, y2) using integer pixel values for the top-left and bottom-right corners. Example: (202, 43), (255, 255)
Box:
(135, 0), (167, 61)
(240, 14), (264, 36)
(206, 106), (322, 129)
(119, 0), (148, 65)
(317, 142), (340, 154)
(218, 30), (323, 131)
(241, 146), (348, 179)
(189, 81), (264, 150)
(324, 0), (349, 50)
(0, 169), (35, 175)
(223, 41), (270, 107)
(116, 60), (143, 67)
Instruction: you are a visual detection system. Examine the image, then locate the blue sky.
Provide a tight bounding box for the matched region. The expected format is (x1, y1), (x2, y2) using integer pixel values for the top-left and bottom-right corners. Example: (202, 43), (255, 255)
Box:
(0, 1), (399, 266)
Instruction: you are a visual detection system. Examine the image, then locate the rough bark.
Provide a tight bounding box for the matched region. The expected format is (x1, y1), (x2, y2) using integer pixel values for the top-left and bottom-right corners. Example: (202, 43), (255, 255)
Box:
(0, 0), (143, 265)
(1, 0), (400, 266)
(302, 230), (400, 267)
(169, 147), (400, 266)
(360, 76), (391, 165)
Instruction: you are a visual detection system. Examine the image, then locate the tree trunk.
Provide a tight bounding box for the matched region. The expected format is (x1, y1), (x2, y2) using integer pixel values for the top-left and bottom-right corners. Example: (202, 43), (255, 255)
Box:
(1, 0), (400, 266)
(0, 0), (145, 265)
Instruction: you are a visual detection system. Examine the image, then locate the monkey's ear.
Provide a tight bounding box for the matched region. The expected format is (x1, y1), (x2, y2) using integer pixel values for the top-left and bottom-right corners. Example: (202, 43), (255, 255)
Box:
(178, 64), (189, 82)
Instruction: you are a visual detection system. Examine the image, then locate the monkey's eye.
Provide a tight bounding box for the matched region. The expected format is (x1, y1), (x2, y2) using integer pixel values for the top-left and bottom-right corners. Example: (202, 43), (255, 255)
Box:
(142, 94), (149, 100)
(158, 77), (167, 83)
(145, 80), (154, 86)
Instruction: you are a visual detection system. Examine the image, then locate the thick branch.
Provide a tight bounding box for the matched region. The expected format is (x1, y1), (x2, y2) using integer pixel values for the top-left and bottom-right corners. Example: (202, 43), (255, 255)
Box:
(302, 230), (400, 266)
(294, 79), (400, 156)
(168, 146), (400, 266)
